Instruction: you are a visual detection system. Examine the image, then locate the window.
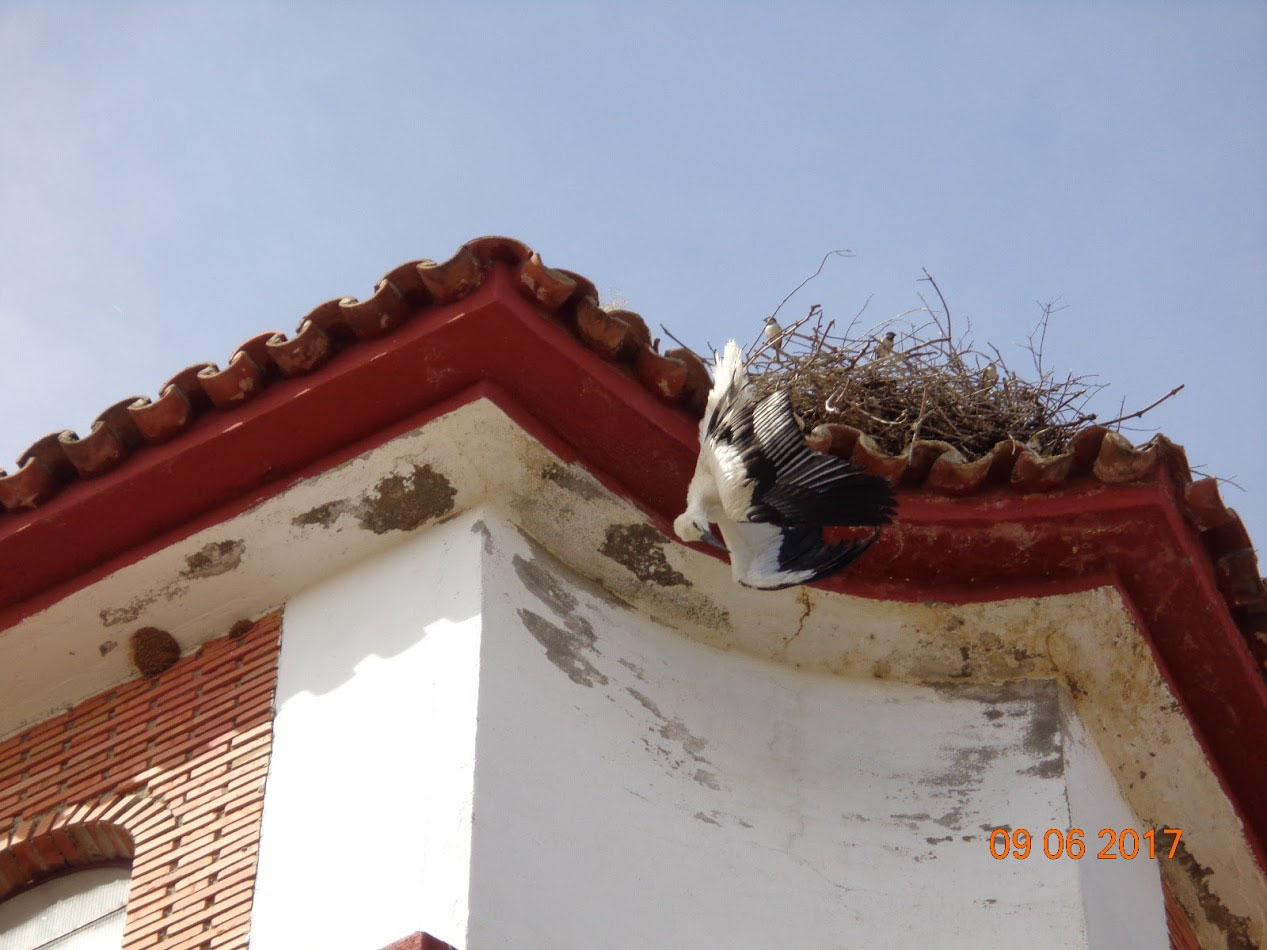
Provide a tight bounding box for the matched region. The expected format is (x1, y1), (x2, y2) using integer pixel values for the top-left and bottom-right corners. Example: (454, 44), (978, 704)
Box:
(0, 866), (130, 949)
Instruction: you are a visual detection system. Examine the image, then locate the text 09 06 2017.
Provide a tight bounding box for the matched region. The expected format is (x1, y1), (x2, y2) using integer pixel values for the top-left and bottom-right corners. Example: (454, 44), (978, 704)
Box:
(987, 827), (1182, 860)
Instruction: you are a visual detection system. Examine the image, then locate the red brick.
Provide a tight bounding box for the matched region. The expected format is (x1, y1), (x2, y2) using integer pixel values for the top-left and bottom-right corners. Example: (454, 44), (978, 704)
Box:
(10, 840), (48, 877)
(0, 791), (22, 816)
(134, 810), (217, 851)
(31, 808), (62, 838)
(127, 806), (176, 843)
(0, 736), (70, 787)
(0, 848), (27, 891)
(3, 622), (278, 950)
(64, 824), (109, 863)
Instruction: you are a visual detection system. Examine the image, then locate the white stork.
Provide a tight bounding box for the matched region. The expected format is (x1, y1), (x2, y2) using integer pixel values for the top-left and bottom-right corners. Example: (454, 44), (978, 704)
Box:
(673, 341), (896, 590)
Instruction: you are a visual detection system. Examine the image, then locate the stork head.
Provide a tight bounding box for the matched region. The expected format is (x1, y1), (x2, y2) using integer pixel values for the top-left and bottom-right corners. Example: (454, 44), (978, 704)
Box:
(673, 512), (728, 552)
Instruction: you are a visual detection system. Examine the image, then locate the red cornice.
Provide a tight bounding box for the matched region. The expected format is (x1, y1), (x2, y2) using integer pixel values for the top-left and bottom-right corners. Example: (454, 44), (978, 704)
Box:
(0, 245), (1263, 873)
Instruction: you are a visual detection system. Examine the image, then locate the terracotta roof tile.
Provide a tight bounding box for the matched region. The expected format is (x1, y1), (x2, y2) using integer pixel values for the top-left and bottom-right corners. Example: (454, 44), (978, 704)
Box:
(0, 235), (1262, 671)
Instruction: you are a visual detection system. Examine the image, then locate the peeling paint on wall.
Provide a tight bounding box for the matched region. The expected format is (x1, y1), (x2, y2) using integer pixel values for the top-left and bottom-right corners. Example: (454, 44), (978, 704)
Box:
(517, 611), (608, 688)
(626, 686), (713, 768)
(292, 500), (344, 528)
(1172, 840), (1256, 950)
(600, 523), (689, 588)
(540, 463), (604, 501)
(99, 580), (187, 627)
(932, 680), (1065, 784)
(470, 519), (494, 555)
(513, 552), (609, 688)
(513, 554), (581, 618)
(358, 465), (456, 533)
(181, 539), (245, 578)
(291, 464), (456, 535)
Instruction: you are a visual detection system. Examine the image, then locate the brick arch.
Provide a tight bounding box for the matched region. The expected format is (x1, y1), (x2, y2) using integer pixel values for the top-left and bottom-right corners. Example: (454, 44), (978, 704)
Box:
(0, 805), (140, 902)
(0, 614), (281, 947)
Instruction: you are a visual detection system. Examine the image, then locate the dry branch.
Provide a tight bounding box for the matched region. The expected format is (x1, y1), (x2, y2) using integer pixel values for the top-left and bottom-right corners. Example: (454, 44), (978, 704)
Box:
(668, 263), (1185, 462)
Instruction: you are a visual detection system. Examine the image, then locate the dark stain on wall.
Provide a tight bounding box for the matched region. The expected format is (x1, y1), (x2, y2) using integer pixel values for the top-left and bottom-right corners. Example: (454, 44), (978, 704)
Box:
(518, 609), (608, 688)
(470, 519), (494, 554)
(513, 551), (609, 688)
(292, 464), (457, 534)
(541, 463), (604, 501)
(357, 465), (457, 534)
(292, 500), (346, 528)
(600, 523), (688, 587)
(181, 540), (245, 579)
(1171, 839), (1255, 950)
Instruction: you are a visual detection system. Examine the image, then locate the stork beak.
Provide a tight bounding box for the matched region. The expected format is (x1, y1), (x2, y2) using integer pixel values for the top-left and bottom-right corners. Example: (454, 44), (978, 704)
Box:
(699, 527), (728, 552)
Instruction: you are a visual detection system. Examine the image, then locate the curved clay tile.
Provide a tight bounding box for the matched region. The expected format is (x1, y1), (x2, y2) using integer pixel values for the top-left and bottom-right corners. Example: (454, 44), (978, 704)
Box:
(234, 332), (281, 379)
(303, 297), (359, 343)
(575, 300), (648, 361)
(57, 398), (146, 478)
(417, 246), (485, 303)
(850, 432), (910, 485)
(1010, 447), (1076, 493)
(465, 235), (533, 266)
(609, 308), (652, 349)
(161, 364), (215, 415)
(516, 252), (577, 313)
(129, 388), (191, 445)
(904, 439), (957, 485)
(633, 347), (690, 404)
(377, 260), (432, 307)
(337, 282), (410, 340)
(267, 320), (333, 378)
(666, 348), (711, 418)
(1068, 425), (1108, 473)
(1187, 477), (1238, 531)
(18, 432), (77, 483)
(0, 457), (59, 511)
(197, 350), (267, 410)
(806, 422), (860, 459)
(927, 440), (1022, 495)
(1093, 430), (1162, 483)
(1217, 550), (1264, 608)
(553, 268), (600, 311)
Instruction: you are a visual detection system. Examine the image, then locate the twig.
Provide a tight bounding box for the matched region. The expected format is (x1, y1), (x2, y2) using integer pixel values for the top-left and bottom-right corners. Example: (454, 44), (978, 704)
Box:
(659, 324), (708, 363)
(1095, 385), (1185, 428)
(768, 249), (854, 324)
(918, 268), (952, 344)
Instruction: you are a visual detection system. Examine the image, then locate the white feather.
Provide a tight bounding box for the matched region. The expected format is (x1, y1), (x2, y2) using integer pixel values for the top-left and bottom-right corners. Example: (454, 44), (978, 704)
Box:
(676, 339), (885, 589)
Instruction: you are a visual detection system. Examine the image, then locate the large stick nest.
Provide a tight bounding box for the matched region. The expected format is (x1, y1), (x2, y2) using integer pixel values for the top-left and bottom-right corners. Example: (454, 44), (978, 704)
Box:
(672, 263), (1180, 462)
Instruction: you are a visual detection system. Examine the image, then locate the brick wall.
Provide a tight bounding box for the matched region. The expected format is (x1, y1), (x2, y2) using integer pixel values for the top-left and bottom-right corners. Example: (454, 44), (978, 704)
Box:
(1163, 877), (1200, 950)
(0, 612), (280, 948)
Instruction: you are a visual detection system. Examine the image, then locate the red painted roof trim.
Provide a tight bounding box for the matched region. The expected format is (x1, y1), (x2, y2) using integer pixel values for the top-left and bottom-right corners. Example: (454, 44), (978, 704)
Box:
(381, 933), (457, 950)
(0, 253), (1263, 873)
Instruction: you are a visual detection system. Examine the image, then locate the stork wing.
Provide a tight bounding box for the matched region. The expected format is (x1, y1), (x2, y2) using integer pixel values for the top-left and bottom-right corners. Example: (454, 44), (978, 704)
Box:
(747, 390), (895, 526)
(701, 346), (763, 520)
(718, 519), (880, 590)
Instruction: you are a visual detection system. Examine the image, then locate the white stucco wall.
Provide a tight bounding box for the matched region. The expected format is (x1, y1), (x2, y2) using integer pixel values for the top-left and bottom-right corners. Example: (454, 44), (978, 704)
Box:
(470, 517), (1091, 950)
(1063, 690), (1169, 949)
(250, 514), (483, 950)
(252, 507), (1166, 950)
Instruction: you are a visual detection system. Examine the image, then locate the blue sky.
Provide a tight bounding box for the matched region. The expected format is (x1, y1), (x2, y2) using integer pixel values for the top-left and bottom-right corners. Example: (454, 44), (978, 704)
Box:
(2, 2), (1264, 550)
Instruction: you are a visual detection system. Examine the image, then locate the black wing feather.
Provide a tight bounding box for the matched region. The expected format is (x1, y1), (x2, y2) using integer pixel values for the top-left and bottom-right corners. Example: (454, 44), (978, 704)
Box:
(738, 525), (881, 590)
(746, 390), (896, 527)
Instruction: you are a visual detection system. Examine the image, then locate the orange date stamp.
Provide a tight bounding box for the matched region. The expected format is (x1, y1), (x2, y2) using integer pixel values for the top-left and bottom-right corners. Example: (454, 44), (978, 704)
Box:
(988, 827), (1182, 860)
